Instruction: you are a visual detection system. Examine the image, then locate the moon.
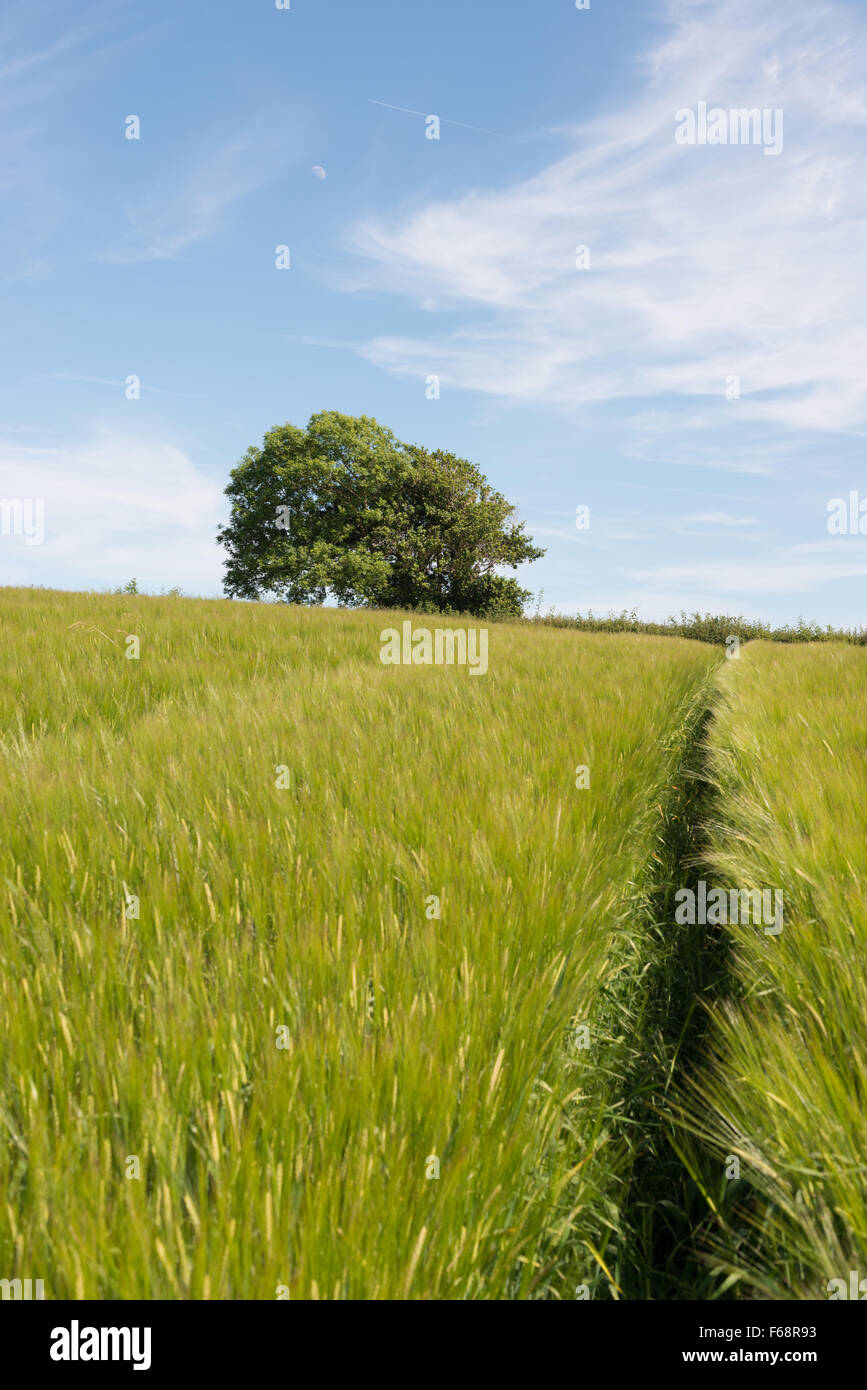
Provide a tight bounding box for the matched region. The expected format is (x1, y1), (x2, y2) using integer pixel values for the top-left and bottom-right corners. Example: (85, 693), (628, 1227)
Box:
(311, 165), (327, 180)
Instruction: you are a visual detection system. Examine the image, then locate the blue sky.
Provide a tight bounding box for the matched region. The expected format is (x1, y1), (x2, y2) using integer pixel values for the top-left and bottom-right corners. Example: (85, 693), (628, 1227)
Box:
(3, 0), (867, 624)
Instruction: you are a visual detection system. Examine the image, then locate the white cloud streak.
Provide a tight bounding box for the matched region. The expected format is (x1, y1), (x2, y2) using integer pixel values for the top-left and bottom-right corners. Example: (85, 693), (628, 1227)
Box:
(347, 0), (867, 440)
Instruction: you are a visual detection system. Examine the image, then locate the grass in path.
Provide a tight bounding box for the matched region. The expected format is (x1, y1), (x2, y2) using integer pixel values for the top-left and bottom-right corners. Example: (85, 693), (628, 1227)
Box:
(591, 679), (741, 1301)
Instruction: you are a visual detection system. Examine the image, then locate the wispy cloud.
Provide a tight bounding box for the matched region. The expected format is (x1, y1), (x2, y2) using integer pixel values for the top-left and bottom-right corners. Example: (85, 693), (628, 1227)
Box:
(0, 429), (225, 591)
(41, 373), (210, 400)
(347, 0), (867, 444)
(633, 539), (867, 597)
(680, 512), (759, 527)
(0, 6), (163, 277)
(102, 125), (296, 264)
(0, 8), (296, 270)
(0, 26), (93, 82)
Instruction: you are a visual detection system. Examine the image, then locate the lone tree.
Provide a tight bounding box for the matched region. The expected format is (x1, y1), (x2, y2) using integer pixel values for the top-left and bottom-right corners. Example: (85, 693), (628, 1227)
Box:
(218, 411), (544, 617)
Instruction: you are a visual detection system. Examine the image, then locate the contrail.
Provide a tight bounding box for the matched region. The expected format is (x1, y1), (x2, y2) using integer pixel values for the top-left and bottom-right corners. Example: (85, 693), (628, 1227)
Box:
(368, 99), (506, 138)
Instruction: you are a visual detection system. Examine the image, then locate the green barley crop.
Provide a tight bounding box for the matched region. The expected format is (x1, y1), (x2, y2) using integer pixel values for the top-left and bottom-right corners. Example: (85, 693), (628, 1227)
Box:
(694, 641), (867, 1298)
(0, 587), (718, 1299)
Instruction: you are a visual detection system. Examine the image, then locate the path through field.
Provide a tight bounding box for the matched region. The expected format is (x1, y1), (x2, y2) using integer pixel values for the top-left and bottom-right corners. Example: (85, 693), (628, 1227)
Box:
(1, 590), (863, 1299)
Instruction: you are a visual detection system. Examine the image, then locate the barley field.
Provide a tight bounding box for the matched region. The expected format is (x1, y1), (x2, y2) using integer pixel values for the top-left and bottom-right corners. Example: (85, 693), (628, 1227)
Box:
(0, 587), (720, 1299)
(3, 590), (863, 1301)
(689, 641), (867, 1299)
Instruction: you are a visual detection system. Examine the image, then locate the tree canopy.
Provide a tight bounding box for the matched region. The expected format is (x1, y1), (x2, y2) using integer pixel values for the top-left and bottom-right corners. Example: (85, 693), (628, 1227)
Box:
(217, 411), (544, 617)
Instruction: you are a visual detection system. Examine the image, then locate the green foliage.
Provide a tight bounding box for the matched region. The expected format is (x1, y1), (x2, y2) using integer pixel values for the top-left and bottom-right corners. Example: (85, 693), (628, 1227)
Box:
(525, 607), (867, 646)
(217, 411), (543, 618)
(106, 580), (184, 598)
